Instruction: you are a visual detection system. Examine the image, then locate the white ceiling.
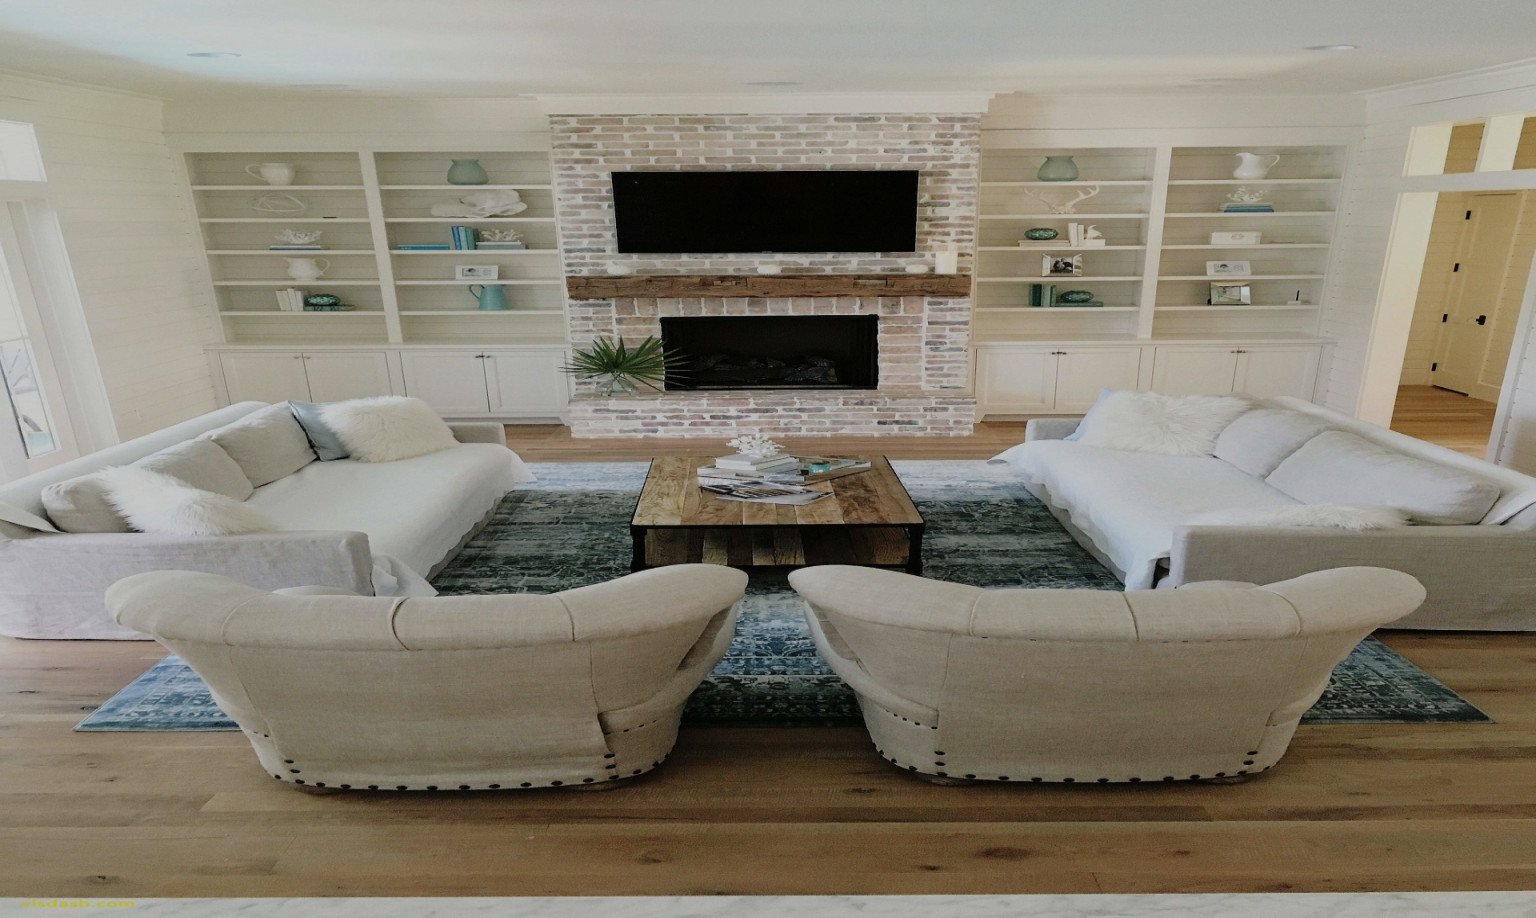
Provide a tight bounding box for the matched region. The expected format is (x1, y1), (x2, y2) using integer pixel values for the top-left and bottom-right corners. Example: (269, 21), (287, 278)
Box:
(0, 0), (1533, 99)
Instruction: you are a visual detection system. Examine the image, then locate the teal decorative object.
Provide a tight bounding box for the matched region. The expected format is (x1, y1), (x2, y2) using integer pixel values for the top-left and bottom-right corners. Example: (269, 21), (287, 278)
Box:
(468, 283), (509, 311)
(1023, 227), (1058, 241)
(1057, 290), (1095, 303)
(1037, 155), (1079, 182)
(447, 158), (489, 185)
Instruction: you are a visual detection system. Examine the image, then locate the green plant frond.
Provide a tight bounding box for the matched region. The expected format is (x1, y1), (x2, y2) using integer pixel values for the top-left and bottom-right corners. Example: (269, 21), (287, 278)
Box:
(561, 335), (691, 388)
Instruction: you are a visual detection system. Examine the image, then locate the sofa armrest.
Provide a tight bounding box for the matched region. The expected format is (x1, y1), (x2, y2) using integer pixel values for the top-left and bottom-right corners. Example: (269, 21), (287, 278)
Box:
(1025, 417), (1082, 442)
(1168, 524), (1536, 630)
(449, 422), (506, 445)
(0, 531), (374, 638)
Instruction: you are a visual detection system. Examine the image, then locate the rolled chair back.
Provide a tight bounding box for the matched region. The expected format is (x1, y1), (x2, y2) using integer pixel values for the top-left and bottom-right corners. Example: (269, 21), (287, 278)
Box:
(107, 564), (747, 790)
(789, 566), (1425, 783)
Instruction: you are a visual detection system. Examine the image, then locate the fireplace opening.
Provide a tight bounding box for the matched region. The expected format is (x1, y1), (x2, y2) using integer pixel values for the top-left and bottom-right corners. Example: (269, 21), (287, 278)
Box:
(660, 315), (878, 391)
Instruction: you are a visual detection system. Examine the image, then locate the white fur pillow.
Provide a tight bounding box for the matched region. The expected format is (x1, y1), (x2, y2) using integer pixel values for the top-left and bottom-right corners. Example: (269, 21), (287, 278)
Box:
(1073, 390), (1249, 458)
(99, 468), (275, 536)
(1188, 504), (1410, 531)
(319, 396), (458, 463)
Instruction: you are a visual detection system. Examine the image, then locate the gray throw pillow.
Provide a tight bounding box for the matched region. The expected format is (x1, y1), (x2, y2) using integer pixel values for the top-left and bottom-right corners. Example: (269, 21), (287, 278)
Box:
(289, 402), (350, 461)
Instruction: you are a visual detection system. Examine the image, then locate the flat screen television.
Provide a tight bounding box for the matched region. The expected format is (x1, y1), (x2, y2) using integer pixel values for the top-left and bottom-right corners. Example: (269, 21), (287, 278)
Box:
(611, 170), (918, 254)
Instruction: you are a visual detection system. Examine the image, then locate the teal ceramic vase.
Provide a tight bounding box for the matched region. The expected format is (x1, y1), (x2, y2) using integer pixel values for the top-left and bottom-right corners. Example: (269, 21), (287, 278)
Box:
(1037, 155), (1079, 182)
(1023, 227), (1058, 241)
(447, 158), (489, 185)
(468, 284), (509, 311)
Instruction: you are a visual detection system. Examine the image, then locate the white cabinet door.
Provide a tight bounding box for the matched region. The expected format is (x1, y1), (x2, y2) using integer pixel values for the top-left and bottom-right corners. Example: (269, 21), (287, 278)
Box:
(1234, 346), (1321, 400)
(1150, 347), (1240, 396)
(301, 351), (394, 403)
(485, 351), (568, 416)
(219, 352), (312, 404)
(1054, 347), (1142, 412)
(976, 347), (1057, 414)
(399, 351), (491, 415)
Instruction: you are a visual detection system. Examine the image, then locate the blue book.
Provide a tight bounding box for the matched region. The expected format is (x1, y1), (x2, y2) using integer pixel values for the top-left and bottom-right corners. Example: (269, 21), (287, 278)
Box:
(398, 244), (450, 251)
(450, 226), (479, 250)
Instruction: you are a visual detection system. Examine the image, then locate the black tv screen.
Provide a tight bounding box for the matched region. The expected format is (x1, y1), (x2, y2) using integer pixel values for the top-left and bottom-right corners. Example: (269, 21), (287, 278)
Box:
(612, 170), (918, 254)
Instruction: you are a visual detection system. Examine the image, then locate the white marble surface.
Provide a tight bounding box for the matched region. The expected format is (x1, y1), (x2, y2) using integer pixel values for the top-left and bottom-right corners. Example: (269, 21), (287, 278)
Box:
(13, 893), (1536, 917)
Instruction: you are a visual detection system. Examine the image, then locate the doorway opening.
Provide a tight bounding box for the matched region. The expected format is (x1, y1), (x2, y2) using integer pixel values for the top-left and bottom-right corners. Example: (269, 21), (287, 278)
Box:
(1392, 121), (1536, 457)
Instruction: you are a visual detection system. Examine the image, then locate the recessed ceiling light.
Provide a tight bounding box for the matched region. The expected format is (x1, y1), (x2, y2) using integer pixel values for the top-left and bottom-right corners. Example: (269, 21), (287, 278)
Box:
(744, 80), (801, 87)
(186, 51), (240, 59)
(1305, 44), (1359, 52)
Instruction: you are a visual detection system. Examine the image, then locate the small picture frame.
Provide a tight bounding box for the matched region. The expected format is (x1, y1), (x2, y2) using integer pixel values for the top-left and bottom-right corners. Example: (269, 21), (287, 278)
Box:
(455, 265), (499, 280)
(1210, 231), (1261, 246)
(1210, 283), (1253, 306)
(1206, 260), (1252, 277)
(1042, 254), (1083, 277)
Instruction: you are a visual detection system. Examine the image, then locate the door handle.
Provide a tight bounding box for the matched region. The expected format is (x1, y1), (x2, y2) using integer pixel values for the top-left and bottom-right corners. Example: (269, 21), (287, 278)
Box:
(1476, 315), (1488, 326)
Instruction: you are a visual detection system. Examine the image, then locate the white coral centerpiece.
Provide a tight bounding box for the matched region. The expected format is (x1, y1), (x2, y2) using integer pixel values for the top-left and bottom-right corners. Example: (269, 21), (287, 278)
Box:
(728, 433), (784, 460)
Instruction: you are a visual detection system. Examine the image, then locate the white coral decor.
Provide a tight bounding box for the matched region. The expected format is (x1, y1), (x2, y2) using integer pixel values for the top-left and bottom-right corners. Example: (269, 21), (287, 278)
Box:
(728, 433), (783, 460)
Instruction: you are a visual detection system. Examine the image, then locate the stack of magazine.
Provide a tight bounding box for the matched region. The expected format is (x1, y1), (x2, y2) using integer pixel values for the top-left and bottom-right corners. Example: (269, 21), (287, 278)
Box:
(697, 454), (871, 505)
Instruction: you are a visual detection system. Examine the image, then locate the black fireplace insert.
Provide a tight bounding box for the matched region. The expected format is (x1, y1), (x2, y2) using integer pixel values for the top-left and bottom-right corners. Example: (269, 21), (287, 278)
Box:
(660, 315), (878, 391)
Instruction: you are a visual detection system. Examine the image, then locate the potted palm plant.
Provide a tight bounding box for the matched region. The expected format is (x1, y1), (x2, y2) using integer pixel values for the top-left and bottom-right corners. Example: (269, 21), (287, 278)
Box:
(562, 335), (686, 396)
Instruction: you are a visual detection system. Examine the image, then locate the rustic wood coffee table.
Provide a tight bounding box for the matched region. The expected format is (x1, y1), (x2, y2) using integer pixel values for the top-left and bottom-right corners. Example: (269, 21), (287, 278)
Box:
(630, 456), (925, 574)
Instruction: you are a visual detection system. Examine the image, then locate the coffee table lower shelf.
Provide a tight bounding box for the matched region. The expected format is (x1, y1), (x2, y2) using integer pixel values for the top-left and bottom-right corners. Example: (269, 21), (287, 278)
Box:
(630, 523), (924, 574)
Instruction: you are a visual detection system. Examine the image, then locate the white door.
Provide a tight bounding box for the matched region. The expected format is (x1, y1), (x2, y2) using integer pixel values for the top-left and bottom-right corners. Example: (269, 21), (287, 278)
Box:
(976, 347), (1057, 414)
(219, 352), (312, 405)
(485, 351), (568, 416)
(1235, 346), (1321, 400)
(400, 351), (491, 415)
(1433, 192), (1522, 400)
(1054, 347), (1142, 412)
(301, 351), (394, 402)
(1150, 347), (1239, 396)
(0, 207), (76, 478)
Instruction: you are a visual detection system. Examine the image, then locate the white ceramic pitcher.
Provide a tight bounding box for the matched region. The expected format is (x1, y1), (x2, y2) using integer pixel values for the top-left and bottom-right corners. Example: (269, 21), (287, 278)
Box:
(1233, 152), (1280, 180)
(247, 162), (296, 186)
(284, 257), (329, 281)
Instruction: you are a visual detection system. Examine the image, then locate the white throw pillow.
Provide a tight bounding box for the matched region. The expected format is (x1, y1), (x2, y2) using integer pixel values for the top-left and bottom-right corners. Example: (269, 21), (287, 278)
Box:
(99, 467), (275, 536)
(1188, 504), (1410, 531)
(319, 396), (458, 463)
(1072, 390), (1250, 458)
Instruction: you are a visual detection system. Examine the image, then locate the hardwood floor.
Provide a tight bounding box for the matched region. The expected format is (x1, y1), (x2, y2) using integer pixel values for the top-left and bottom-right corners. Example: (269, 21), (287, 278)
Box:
(4, 417), (1535, 897)
(1391, 385), (1498, 457)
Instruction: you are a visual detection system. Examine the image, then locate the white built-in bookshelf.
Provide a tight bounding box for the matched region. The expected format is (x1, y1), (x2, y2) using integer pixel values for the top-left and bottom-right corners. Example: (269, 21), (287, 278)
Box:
(973, 144), (1345, 344)
(186, 150), (566, 347)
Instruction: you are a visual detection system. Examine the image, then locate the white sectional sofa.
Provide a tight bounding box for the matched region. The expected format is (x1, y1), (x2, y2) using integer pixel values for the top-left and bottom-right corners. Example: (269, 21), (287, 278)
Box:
(992, 397), (1536, 630)
(0, 401), (534, 639)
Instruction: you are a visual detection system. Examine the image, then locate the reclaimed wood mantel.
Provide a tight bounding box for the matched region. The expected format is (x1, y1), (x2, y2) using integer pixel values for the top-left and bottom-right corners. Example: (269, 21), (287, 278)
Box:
(564, 273), (973, 300)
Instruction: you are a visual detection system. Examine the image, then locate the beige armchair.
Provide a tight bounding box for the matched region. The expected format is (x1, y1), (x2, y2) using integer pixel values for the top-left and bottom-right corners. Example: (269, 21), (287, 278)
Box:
(106, 564), (748, 791)
(789, 565), (1425, 784)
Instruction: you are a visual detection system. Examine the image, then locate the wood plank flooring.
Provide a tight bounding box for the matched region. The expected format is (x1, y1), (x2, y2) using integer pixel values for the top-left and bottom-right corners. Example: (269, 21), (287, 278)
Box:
(1391, 385), (1498, 457)
(3, 413), (1534, 897)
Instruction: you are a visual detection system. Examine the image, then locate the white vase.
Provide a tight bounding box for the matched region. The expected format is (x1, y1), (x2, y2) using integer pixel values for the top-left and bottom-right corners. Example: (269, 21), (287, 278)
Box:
(285, 257), (329, 281)
(247, 162), (296, 186)
(1233, 153), (1281, 180)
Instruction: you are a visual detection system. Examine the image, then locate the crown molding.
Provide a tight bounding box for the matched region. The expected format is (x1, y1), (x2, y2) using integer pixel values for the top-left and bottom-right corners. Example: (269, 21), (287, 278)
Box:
(537, 91), (996, 115)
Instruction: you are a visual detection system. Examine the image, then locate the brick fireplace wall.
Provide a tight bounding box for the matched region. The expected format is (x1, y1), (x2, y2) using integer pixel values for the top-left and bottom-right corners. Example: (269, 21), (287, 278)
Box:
(549, 111), (982, 437)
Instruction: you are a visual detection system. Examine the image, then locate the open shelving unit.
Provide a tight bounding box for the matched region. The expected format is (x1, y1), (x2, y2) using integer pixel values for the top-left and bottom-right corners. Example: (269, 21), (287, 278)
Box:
(973, 142), (1345, 345)
(185, 150), (568, 347)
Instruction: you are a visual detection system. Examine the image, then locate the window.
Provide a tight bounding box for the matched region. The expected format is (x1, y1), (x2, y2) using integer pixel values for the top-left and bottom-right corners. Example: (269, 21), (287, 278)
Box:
(0, 231), (60, 460)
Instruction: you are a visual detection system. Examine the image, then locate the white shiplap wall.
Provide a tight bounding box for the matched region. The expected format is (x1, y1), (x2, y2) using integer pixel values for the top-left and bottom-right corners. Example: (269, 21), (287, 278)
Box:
(0, 72), (215, 442)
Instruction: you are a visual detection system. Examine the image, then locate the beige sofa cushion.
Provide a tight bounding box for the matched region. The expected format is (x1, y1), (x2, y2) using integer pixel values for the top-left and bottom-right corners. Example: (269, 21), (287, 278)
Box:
(1267, 430), (1501, 525)
(42, 439), (254, 533)
(1214, 408), (1333, 478)
(204, 403), (316, 487)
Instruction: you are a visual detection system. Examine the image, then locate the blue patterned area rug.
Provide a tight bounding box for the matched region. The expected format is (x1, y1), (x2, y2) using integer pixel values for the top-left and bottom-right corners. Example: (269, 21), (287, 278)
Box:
(77, 460), (1490, 731)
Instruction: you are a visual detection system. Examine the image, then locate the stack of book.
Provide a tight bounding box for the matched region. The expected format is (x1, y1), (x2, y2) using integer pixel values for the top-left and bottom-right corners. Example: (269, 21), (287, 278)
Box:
(714, 453), (800, 475)
(477, 240), (526, 250)
(1220, 202), (1275, 213)
(398, 243), (450, 251)
(450, 226), (479, 250)
(697, 455), (872, 485)
(269, 243), (324, 251)
(273, 288), (308, 311)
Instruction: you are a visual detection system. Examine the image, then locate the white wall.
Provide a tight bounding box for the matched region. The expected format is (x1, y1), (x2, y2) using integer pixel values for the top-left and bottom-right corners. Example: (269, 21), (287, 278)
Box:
(0, 72), (215, 441)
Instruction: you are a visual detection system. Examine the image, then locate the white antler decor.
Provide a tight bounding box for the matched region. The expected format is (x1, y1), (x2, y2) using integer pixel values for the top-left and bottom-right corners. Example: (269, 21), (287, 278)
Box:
(1020, 184), (1102, 215)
